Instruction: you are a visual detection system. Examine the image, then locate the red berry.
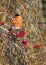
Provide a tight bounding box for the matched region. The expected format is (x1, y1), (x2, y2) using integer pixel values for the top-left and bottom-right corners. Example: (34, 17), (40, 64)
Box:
(0, 22), (1, 24)
(0, 22), (4, 25)
(8, 31), (13, 35)
(22, 39), (27, 45)
(33, 45), (39, 48)
(19, 31), (25, 37)
(16, 33), (21, 37)
(16, 31), (25, 38)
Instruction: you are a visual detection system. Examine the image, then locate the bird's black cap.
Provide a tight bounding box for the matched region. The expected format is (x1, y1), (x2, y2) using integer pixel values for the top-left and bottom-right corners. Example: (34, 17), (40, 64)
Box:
(15, 14), (20, 17)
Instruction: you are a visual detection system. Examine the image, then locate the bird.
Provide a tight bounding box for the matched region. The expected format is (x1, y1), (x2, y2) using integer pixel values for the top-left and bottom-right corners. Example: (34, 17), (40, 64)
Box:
(11, 14), (23, 29)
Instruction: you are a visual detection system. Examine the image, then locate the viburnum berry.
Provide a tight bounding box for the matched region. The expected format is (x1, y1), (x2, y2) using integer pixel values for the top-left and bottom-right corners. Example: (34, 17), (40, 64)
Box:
(8, 31), (13, 35)
(22, 39), (27, 45)
(16, 33), (21, 37)
(16, 31), (25, 38)
(0, 22), (4, 25)
(19, 31), (25, 37)
(33, 45), (39, 48)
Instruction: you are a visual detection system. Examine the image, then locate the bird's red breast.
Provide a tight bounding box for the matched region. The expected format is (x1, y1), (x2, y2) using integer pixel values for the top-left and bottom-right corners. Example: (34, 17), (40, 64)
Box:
(12, 16), (23, 29)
